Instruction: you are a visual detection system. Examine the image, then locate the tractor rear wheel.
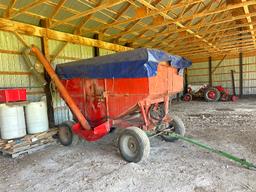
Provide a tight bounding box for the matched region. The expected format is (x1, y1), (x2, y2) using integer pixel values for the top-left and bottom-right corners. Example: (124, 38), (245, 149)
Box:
(220, 92), (229, 101)
(204, 87), (221, 102)
(161, 116), (185, 142)
(183, 93), (192, 102)
(58, 121), (80, 146)
(118, 127), (150, 163)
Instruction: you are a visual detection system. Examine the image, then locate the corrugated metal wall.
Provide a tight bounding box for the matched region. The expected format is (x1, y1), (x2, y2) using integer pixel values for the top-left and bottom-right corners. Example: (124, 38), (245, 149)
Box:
(187, 61), (209, 85)
(0, 31), (95, 125)
(243, 56), (256, 95)
(188, 56), (256, 95)
(0, 31), (44, 101)
(49, 40), (94, 125)
(99, 48), (115, 56)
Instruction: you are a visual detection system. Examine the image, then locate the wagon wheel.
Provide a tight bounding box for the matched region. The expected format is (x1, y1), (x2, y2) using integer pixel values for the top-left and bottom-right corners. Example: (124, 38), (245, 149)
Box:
(58, 121), (80, 146)
(183, 93), (192, 102)
(118, 127), (150, 163)
(220, 92), (229, 101)
(204, 87), (221, 102)
(161, 116), (185, 142)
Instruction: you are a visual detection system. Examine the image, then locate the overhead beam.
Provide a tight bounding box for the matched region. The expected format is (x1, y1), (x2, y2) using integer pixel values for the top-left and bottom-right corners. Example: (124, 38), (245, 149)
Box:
(112, 0), (162, 43)
(74, 2), (103, 34)
(84, 0), (256, 36)
(241, 0), (256, 46)
(3, 0), (16, 18)
(95, 1), (256, 43)
(9, 0), (48, 18)
(108, 11), (256, 44)
(0, 18), (132, 52)
(100, 2), (131, 34)
(49, 0), (67, 19)
(133, 0), (220, 52)
(51, 0), (126, 28)
(83, 0), (202, 33)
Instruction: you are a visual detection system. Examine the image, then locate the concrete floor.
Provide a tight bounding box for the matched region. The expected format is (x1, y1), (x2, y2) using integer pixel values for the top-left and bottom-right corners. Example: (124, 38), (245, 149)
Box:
(0, 99), (256, 192)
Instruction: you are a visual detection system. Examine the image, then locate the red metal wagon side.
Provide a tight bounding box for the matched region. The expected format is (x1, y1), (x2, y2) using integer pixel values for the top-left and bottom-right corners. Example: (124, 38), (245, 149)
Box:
(31, 47), (191, 162)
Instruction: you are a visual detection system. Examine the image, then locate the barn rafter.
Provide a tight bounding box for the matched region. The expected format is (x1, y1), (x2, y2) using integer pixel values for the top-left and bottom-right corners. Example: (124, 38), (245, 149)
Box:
(1, 0), (256, 62)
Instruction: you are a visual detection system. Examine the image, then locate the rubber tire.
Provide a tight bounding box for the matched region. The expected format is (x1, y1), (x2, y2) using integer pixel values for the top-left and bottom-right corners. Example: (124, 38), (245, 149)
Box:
(183, 93), (192, 102)
(58, 121), (80, 146)
(204, 87), (221, 102)
(161, 116), (185, 142)
(220, 92), (229, 101)
(118, 127), (150, 163)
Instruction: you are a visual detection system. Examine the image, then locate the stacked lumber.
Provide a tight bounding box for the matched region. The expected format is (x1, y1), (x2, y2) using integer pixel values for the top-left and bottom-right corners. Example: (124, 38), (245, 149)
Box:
(0, 128), (58, 158)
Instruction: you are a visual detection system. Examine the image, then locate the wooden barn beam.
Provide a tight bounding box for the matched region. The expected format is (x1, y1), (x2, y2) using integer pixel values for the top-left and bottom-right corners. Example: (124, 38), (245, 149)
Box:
(0, 18), (132, 52)
(173, 42), (255, 56)
(136, 0), (221, 52)
(51, 0), (126, 28)
(208, 57), (212, 86)
(189, 49), (256, 63)
(40, 19), (54, 127)
(3, 0), (17, 18)
(100, 2), (131, 35)
(112, 0), (162, 43)
(241, 0), (256, 46)
(50, 1), (104, 61)
(142, 4), (231, 50)
(239, 52), (243, 96)
(103, 1), (256, 41)
(74, 2), (103, 34)
(49, 0), (67, 19)
(163, 31), (255, 52)
(50, 42), (68, 63)
(114, 12), (256, 45)
(9, 0), (48, 18)
(13, 31), (30, 48)
(83, 0), (202, 33)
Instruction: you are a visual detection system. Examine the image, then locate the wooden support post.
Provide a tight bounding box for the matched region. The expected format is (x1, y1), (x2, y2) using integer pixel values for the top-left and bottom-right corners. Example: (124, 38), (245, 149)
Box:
(93, 34), (100, 57)
(40, 19), (55, 127)
(124, 42), (133, 47)
(176, 93), (180, 102)
(183, 68), (188, 95)
(208, 56), (212, 86)
(239, 52), (243, 97)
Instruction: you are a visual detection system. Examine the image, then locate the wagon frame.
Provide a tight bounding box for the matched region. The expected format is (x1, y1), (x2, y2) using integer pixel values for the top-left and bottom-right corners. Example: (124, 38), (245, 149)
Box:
(30, 46), (191, 162)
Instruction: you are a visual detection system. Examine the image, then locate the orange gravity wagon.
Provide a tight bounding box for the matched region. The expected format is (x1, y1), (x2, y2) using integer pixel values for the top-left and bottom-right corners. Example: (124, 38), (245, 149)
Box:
(31, 46), (192, 162)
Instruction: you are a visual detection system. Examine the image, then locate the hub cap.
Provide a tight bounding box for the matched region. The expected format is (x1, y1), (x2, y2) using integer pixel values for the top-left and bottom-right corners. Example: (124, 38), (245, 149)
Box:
(207, 91), (216, 99)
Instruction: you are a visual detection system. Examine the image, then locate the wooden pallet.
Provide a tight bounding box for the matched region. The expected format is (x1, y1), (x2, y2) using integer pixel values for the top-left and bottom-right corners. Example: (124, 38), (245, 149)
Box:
(0, 128), (58, 158)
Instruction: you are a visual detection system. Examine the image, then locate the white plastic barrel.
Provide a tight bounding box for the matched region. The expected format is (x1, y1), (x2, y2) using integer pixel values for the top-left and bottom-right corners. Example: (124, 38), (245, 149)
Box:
(25, 101), (49, 134)
(0, 104), (26, 139)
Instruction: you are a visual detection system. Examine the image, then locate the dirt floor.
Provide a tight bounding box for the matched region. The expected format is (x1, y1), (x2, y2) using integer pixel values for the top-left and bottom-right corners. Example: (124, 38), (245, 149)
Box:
(0, 99), (256, 192)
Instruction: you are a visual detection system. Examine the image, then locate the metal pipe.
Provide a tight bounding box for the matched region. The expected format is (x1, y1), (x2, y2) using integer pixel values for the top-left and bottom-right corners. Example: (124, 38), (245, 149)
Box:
(30, 45), (91, 130)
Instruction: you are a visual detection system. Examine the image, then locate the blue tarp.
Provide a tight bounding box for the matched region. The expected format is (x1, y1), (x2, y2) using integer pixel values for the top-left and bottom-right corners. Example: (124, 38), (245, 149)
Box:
(55, 48), (192, 79)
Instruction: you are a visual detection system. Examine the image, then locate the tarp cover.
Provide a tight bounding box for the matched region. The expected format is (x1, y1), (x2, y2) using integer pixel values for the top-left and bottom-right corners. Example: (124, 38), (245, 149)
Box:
(55, 48), (192, 79)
